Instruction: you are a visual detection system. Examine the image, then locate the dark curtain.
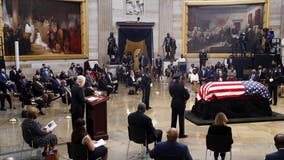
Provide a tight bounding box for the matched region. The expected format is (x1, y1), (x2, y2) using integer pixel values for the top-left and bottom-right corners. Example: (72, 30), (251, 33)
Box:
(118, 28), (153, 64)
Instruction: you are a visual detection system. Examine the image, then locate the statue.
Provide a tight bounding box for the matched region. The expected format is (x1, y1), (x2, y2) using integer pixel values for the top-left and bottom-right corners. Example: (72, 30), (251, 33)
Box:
(107, 32), (118, 64)
(162, 33), (176, 61)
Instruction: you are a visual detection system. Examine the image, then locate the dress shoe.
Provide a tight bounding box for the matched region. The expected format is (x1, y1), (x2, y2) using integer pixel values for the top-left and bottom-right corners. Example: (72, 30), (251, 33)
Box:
(39, 111), (46, 115)
(0, 108), (7, 111)
(146, 107), (152, 110)
(179, 134), (188, 138)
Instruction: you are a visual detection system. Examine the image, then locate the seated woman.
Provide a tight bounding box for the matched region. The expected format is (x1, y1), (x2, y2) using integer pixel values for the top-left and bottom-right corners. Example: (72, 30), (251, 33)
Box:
(71, 118), (108, 160)
(207, 112), (233, 160)
(21, 106), (57, 156)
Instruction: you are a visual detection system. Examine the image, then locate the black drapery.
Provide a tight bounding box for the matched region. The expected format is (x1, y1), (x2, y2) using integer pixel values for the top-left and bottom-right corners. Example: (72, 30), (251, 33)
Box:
(118, 28), (153, 63)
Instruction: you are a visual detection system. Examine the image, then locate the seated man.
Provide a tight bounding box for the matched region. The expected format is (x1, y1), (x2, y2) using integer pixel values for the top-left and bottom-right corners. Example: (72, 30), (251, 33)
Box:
(105, 72), (118, 93)
(265, 134), (284, 160)
(97, 73), (113, 96)
(126, 70), (140, 93)
(128, 103), (162, 145)
(0, 68), (17, 93)
(150, 128), (193, 160)
(32, 75), (53, 107)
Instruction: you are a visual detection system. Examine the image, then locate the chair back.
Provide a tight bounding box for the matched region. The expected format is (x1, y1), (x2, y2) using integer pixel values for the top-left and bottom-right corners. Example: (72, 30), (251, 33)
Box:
(67, 142), (88, 160)
(128, 126), (147, 145)
(21, 127), (34, 148)
(206, 134), (232, 152)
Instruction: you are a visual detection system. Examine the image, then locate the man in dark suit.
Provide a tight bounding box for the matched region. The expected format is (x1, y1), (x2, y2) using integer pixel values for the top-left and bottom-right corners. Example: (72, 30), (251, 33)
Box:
(71, 75), (86, 129)
(128, 103), (162, 145)
(32, 75), (53, 108)
(139, 53), (148, 69)
(140, 67), (152, 110)
(9, 65), (20, 83)
(150, 128), (193, 160)
(155, 54), (163, 80)
(169, 72), (190, 138)
(199, 49), (208, 69)
(265, 134), (284, 160)
(267, 66), (280, 105)
(248, 69), (260, 81)
(0, 68), (17, 93)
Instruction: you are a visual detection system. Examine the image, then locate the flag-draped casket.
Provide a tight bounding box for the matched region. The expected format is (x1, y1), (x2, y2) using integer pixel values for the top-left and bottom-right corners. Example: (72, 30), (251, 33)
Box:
(191, 81), (272, 119)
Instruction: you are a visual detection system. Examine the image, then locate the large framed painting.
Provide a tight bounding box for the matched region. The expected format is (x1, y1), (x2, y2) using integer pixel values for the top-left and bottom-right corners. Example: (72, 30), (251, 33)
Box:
(182, 0), (269, 58)
(1, 0), (88, 61)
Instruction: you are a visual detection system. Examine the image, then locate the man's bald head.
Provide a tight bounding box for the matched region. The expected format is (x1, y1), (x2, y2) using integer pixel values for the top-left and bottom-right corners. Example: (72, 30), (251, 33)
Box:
(167, 128), (179, 141)
(274, 134), (284, 149)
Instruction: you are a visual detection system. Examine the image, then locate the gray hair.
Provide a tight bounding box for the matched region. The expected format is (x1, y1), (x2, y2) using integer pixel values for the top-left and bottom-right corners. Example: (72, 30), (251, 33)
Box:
(76, 75), (86, 87)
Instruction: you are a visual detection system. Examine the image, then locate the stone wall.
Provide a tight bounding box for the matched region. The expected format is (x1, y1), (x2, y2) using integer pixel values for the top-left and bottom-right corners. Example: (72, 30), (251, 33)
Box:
(5, 0), (284, 77)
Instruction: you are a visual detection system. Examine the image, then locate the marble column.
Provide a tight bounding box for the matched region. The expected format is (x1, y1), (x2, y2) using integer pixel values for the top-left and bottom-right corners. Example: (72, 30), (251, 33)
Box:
(88, 0), (98, 59)
(281, 0), (284, 62)
(159, 0), (173, 59)
(173, 0), (183, 57)
(98, 0), (113, 65)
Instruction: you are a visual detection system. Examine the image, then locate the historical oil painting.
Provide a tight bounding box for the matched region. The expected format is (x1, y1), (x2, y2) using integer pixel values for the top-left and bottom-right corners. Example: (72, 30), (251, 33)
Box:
(2, 0), (87, 60)
(185, 1), (267, 55)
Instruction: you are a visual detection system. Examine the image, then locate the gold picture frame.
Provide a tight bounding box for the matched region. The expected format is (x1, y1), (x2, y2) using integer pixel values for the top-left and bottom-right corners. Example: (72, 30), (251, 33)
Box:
(182, 0), (269, 58)
(1, 0), (88, 61)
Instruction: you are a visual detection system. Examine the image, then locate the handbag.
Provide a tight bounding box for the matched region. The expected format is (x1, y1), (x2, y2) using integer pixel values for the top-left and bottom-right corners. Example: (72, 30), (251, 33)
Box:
(45, 146), (59, 160)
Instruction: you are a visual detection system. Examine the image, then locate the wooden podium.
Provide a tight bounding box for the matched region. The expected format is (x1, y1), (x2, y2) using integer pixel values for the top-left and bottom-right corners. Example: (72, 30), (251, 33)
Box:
(86, 95), (109, 140)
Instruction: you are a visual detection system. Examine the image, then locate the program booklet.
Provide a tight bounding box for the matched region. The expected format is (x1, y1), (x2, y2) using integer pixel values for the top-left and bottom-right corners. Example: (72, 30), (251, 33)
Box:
(44, 120), (57, 131)
(94, 139), (106, 147)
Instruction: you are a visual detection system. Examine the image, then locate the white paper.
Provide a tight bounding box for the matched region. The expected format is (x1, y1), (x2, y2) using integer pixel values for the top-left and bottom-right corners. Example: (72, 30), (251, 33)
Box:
(152, 120), (157, 126)
(87, 97), (99, 102)
(94, 139), (106, 147)
(45, 120), (57, 131)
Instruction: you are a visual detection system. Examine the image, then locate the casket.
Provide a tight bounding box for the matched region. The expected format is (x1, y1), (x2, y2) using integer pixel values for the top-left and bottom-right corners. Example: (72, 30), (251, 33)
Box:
(191, 81), (272, 119)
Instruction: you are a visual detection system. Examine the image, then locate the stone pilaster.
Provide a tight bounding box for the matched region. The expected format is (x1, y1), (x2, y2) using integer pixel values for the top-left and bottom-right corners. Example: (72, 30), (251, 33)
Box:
(159, 0), (173, 58)
(88, 0), (98, 60)
(173, 0), (183, 57)
(98, 0), (113, 65)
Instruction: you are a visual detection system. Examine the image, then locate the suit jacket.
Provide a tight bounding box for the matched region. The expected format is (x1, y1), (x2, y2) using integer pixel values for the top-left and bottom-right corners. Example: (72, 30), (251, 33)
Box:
(9, 69), (20, 82)
(199, 52), (207, 61)
(265, 149), (284, 160)
(128, 111), (156, 141)
(150, 140), (193, 160)
(169, 81), (189, 108)
(155, 57), (162, 68)
(140, 73), (152, 89)
(71, 83), (85, 117)
(32, 81), (45, 97)
(248, 74), (259, 82)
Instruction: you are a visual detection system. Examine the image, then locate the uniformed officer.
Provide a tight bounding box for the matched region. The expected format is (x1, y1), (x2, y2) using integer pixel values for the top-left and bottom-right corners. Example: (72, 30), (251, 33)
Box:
(169, 72), (190, 138)
(267, 65), (280, 105)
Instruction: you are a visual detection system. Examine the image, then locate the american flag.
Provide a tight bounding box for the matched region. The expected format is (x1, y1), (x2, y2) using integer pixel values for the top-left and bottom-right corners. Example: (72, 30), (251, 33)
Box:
(197, 81), (271, 102)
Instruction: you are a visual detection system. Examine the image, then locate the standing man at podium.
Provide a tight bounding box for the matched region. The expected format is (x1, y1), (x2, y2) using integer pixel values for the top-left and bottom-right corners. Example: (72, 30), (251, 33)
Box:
(71, 75), (86, 129)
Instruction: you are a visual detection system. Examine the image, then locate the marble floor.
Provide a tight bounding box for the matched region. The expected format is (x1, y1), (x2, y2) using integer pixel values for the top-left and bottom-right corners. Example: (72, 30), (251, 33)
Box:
(0, 80), (284, 160)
